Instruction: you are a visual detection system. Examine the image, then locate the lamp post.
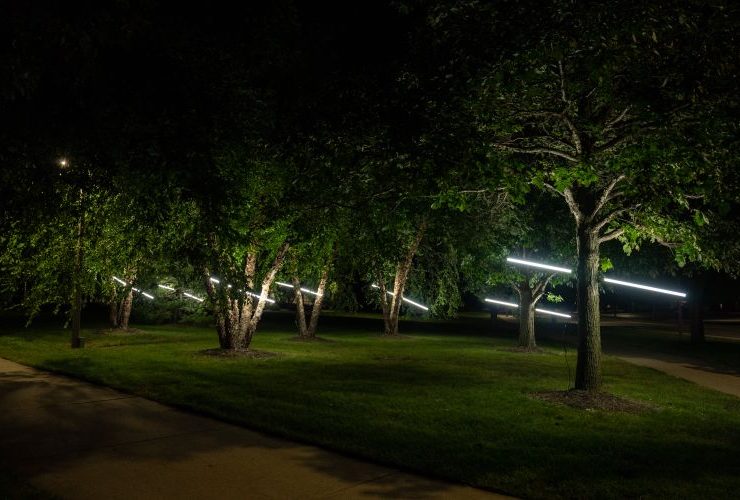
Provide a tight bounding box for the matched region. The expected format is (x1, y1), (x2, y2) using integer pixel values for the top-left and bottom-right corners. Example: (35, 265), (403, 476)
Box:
(59, 158), (85, 348)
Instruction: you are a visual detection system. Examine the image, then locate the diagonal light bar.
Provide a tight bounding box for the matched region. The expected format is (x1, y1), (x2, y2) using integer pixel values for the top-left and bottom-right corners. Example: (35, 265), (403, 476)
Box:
(244, 290), (276, 304)
(535, 307), (570, 318)
(371, 284), (429, 311)
(276, 281), (322, 297)
(485, 298), (518, 308)
(485, 298), (570, 318)
(141, 292), (154, 300)
(112, 276), (127, 285)
(506, 257), (571, 274)
(183, 292), (204, 303)
(603, 277), (686, 298)
(158, 284), (175, 291)
(209, 277), (220, 284)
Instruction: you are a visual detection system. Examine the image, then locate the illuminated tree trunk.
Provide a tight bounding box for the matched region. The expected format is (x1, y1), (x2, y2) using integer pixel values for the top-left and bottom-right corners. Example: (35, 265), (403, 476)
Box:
(119, 288), (134, 330)
(379, 221), (427, 336)
(306, 265), (329, 338)
(517, 288), (537, 350)
(292, 276), (309, 337)
(206, 242), (289, 351)
(574, 226), (602, 391)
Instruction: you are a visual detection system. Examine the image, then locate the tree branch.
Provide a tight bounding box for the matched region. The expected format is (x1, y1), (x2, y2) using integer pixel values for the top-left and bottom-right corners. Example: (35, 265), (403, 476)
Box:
(495, 143), (579, 163)
(591, 175), (626, 220)
(598, 228), (625, 244)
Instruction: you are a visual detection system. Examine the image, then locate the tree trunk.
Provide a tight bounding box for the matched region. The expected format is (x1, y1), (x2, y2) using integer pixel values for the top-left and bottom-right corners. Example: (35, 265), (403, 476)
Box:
(306, 264), (330, 338)
(574, 225), (602, 391)
(689, 275), (705, 345)
(382, 220), (427, 336)
(109, 290), (119, 328)
(70, 188), (85, 349)
(518, 288), (537, 350)
(119, 288), (134, 330)
(292, 276), (308, 338)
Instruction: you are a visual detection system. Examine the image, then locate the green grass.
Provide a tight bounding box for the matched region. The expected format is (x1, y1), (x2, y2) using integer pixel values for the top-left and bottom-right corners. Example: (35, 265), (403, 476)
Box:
(0, 316), (739, 499)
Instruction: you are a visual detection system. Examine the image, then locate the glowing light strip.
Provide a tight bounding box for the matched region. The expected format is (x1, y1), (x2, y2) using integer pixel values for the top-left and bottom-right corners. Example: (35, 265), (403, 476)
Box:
(141, 292), (154, 300)
(485, 298), (518, 308)
(158, 284), (175, 291)
(506, 257), (571, 274)
(276, 281), (322, 297)
(112, 276), (127, 285)
(371, 284), (429, 311)
(603, 277), (686, 298)
(485, 298), (570, 318)
(244, 291), (275, 304)
(535, 308), (570, 318)
(183, 292), (204, 302)
(209, 277), (220, 284)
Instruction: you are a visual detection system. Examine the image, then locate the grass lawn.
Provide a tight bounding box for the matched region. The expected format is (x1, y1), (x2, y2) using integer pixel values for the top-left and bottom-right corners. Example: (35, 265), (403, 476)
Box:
(0, 315), (739, 499)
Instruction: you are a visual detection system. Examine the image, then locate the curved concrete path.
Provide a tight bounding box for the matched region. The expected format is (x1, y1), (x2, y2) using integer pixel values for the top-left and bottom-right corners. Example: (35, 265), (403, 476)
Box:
(0, 358), (509, 499)
(618, 354), (740, 398)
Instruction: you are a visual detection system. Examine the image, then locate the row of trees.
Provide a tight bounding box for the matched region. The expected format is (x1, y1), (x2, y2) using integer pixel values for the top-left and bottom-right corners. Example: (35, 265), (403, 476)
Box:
(1, 1), (738, 391)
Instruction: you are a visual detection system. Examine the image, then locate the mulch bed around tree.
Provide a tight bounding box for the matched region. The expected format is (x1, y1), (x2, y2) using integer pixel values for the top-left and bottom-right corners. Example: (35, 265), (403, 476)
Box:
(199, 348), (279, 359)
(531, 389), (657, 413)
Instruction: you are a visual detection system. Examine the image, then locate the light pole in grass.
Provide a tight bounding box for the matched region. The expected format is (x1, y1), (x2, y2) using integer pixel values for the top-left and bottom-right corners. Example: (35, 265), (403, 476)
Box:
(59, 158), (85, 348)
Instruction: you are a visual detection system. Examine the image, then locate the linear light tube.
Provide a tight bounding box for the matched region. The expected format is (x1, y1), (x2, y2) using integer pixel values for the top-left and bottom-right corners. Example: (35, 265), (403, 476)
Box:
(158, 284), (175, 291)
(183, 292), (204, 302)
(132, 287), (140, 293)
(209, 277), (220, 284)
(112, 276), (127, 285)
(535, 308), (570, 318)
(371, 284), (429, 311)
(244, 290), (276, 304)
(276, 281), (322, 297)
(506, 257), (571, 274)
(141, 292), (154, 300)
(603, 278), (686, 298)
(485, 298), (518, 308)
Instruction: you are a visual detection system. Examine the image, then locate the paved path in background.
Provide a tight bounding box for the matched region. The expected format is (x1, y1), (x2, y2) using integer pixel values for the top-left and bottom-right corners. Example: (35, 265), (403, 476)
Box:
(0, 358), (508, 500)
(617, 354), (740, 398)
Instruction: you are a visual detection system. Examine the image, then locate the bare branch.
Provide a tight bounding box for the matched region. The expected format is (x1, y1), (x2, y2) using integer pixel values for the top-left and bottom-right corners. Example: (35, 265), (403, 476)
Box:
(598, 228), (625, 244)
(602, 106), (631, 136)
(495, 143), (579, 163)
(558, 60), (568, 103)
(563, 187), (583, 223)
(591, 175), (626, 220)
(542, 182), (564, 197)
(560, 114), (582, 154)
(594, 205), (638, 232)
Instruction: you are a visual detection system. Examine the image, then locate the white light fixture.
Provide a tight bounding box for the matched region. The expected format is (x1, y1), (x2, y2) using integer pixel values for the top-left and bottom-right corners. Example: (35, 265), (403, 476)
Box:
(603, 277), (686, 298)
(112, 276), (127, 285)
(276, 281), (322, 297)
(244, 290), (276, 304)
(506, 257), (571, 274)
(535, 308), (571, 318)
(371, 284), (429, 311)
(141, 292), (154, 300)
(58, 158), (68, 167)
(484, 298), (518, 308)
(485, 298), (570, 318)
(183, 292), (204, 303)
(132, 287), (140, 293)
(158, 284), (175, 291)
(209, 277), (220, 284)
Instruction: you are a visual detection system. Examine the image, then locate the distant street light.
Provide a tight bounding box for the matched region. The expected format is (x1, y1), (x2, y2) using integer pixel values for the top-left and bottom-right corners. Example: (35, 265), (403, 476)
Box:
(506, 257), (572, 274)
(603, 277), (687, 298)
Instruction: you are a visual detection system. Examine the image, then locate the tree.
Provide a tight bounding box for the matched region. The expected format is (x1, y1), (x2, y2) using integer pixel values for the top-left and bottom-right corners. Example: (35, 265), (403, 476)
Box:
(472, 1), (738, 390)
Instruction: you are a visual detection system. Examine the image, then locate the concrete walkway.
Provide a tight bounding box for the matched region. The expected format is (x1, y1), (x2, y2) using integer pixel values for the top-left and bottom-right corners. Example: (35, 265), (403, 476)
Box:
(617, 354), (740, 398)
(0, 358), (508, 499)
